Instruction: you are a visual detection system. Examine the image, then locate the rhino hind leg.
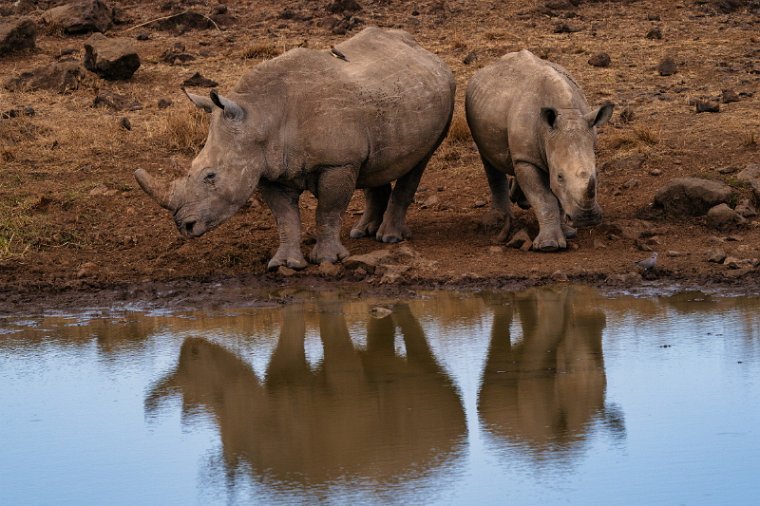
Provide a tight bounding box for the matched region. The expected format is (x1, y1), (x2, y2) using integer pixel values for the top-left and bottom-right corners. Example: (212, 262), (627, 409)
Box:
(481, 159), (515, 242)
(513, 161), (566, 252)
(350, 185), (391, 239)
(376, 156), (429, 243)
(309, 165), (358, 264)
(260, 182), (308, 270)
(508, 176), (531, 210)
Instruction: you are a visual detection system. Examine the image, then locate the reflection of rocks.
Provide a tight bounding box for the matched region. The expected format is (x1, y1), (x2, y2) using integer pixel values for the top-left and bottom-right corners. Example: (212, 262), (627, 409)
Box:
(146, 300), (465, 484)
(478, 286), (623, 458)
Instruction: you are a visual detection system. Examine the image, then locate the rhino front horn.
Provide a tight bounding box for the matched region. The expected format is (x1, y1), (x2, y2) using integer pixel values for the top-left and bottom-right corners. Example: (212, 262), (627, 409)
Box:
(134, 169), (175, 211)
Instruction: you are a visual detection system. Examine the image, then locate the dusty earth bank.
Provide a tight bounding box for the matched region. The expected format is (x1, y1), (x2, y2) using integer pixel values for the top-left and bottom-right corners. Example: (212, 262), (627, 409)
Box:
(0, 0), (759, 313)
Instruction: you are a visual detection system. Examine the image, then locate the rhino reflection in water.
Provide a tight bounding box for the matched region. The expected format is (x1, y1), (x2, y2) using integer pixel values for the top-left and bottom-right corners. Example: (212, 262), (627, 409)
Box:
(478, 286), (624, 458)
(146, 301), (465, 484)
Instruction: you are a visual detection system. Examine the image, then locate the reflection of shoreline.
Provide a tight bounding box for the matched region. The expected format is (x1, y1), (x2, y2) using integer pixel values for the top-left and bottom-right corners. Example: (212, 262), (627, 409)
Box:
(146, 300), (466, 486)
(478, 286), (624, 460)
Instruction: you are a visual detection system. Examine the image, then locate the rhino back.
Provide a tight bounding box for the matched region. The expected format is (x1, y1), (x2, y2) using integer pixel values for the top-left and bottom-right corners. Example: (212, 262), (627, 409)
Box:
(466, 49), (590, 172)
(234, 27), (455, 187)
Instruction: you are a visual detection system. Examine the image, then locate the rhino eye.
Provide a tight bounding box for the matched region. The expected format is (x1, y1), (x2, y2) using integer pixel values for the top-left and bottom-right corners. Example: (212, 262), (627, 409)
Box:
(557, 173), (565, 183)
(203, 172), (217, 184)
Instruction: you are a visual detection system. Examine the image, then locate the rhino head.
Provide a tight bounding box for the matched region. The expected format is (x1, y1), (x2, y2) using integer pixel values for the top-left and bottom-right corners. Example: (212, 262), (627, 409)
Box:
(540, 101), (613, 227)
(135, 89), (264, 237)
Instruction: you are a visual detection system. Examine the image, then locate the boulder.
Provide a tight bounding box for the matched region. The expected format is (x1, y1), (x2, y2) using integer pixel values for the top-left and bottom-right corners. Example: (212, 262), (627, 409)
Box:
(83, 33), (140, 80)
(588, 52), (611, 67)
(42, 0), (113, 35)
(653, 177), (734, 216)
(0, 18), (36, 56)
(707, 203), (746, 231)
(4, 61), (84, 93)
(736, 163), (760, 204)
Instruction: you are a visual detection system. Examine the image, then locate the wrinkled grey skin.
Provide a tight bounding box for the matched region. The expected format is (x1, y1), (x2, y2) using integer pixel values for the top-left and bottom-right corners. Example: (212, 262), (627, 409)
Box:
(466, 49), (614, 251)
(136, 27), (455, 269)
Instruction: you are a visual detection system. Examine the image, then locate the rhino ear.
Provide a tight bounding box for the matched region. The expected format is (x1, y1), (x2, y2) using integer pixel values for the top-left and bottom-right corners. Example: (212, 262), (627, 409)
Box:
(183, 88), (214, 113)
(540, 107), (557, 129)
(586, 101), (614, 128)
(210, 90), (245, 121)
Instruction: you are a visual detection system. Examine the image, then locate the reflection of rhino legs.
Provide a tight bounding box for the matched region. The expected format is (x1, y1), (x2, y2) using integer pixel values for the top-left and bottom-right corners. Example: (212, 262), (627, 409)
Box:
(266, 305), (310, 386)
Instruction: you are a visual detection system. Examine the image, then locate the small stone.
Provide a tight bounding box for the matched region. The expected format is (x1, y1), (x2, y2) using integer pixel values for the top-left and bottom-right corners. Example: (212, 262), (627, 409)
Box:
(277, 265), (297, 277)
(182, 72), (218, 87)
(77, 261), (98, 278)
(717, 166), (739, 175)
(488, 245), (504, 254)
(343, 249), (393, 273)
(318, 261), (342, 277)
(473, 199), (487, 208)
(588, 52), (611, 67)
(463, 51), (477, 65)
(119, 116), (131, 130)
(157, 98), (172, 109)
(554, 22), (581, 33)
(657, 57), (677, 76)
(506, 229), (531, 249)
(649, 168), (662, 176)
(695, 101), (720, 113)
(645, 26), (662, 39)
(721, 89), (740, 103)
(666, 250), (688, 257)
(369, 306), (392, 319)
(706, 247), (727, 263)
(593, 239), (607, 249)
(83, 33), (141, 80)
(707, 203), (746, 231)
(735, 199), (758, 218)
(420, 194), (440, 209)
(93, 90), (142, 111)
(723, 256), (746, 269)
(551, 270), (568, 282)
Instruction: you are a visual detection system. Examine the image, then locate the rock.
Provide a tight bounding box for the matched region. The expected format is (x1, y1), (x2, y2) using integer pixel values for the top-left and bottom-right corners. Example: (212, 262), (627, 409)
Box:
(506, 229), (531, 249)
(161, 42), (195, 65)
(277, 265), (296, 277)
(736, 164), (760, 204)
(588, 52), (611, 67)
(378, 263), (410, 284)
(149, 11), (214, 33)
(463, 51), (477, 65)
(83, 33), (140, 80)
(318, 261), (342, 277)
(657, 57), (677, 76)
(0, 18), (36, 56)
(92, 90), (142, 111)
(666, 250), (688, 257)
(182, 72), (217, 87)
(721, 89), (740, 103)
(488, 245), (504, 254)
(1, 106), (35, 119)
(551, 270), (568, 282)
(695, 100), (720, 113)
(653, 177), (734, 216)
(735, 199), (757, 218)
(602, 153), (646, 172)
(473, 199), (487, 208)
(645, 26), (662, 39)
(723, 256), (750, 269)
(369, 306), (392, 319)
(554, 22), (581, 33)
(419, 194), (439, 209)
(707, 203), (746, 230)
(77, 261), (98, 278)
(42, 0), (113, 35)
(706, 247), (727, 263)
(343, 249), (393, 273)
(717, 166), (739, 175)
(649, 168), (662, 176)
(4, 61), (84, 93)
(327, 0), (363, 14)
(118, 116), (131, 130)
(157, 98), (172, 109)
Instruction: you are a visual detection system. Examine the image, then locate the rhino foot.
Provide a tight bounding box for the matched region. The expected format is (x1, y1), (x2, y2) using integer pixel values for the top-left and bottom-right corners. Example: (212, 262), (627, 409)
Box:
(268, 247), (308, 271)
(376, 222), (411, 244)
(309, 241), (350, 264)
(532, 228), (567, 252)
(562, 223), (577, 239)
(349, 221), (381, 239)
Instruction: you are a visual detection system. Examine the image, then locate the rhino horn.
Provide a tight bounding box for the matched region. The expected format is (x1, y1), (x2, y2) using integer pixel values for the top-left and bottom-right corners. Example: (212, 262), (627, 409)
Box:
(134, 169), (176, 211)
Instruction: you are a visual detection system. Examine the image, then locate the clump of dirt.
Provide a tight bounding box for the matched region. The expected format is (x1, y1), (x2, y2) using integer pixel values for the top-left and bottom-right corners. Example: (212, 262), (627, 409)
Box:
(0, 0), (759, 312)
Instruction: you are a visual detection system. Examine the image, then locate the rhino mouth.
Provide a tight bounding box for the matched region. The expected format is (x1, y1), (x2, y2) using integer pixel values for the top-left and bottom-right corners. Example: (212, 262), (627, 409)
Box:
(565, 200), (602, 228)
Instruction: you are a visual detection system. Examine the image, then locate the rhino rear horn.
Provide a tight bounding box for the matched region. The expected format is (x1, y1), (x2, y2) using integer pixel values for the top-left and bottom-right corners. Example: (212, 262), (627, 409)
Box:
(134, 169), (175, 211)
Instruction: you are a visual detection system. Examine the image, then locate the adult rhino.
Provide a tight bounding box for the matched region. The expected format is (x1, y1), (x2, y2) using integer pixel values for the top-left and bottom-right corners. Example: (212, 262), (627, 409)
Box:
(466, 49), (613, 251)
(135, 27), (455, 269)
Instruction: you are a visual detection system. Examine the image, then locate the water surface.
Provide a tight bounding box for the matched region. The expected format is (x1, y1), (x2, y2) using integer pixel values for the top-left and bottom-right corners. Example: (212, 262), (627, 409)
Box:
(1, 287), (759, 505)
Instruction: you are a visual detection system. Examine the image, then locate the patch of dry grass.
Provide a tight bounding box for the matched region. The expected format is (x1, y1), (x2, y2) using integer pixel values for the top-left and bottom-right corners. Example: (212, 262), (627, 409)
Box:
(446, 109), (471, 145)
(241, 42), (282, 60)
(149, 104), (209, 154)
(605, 126), (659, 150)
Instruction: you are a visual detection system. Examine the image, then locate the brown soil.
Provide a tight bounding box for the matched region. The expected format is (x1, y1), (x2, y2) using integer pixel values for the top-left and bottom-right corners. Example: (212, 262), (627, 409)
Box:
(1, 0), (759, 312)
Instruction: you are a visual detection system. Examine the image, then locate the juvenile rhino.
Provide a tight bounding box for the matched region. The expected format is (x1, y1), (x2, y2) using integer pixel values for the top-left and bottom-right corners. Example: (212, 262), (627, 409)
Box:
(466, 49), (613, 251)
(135, 27), (455, 269)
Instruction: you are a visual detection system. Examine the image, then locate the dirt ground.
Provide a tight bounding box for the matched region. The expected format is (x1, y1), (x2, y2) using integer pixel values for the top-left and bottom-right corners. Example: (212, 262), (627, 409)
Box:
(1, 0), (759, 312)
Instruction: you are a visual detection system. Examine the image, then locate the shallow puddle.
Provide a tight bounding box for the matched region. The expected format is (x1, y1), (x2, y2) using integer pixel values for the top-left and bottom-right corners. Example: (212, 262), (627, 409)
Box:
(1, 287), (759, 505)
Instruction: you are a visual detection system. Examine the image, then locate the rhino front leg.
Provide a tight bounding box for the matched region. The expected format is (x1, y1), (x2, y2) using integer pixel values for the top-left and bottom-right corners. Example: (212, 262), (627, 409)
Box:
(309, 165), (358, 264)
(260, 181), (308, 270)
(376, 156), (428, 243)
(350, 184), (391, 239)
(513, 161), (566, 252)
(482, 160), (515, 242)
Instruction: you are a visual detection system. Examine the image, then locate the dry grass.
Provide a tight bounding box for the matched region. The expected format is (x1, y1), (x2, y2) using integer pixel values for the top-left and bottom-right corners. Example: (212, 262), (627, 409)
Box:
(241, 42), (282, 60)
(149, 104), (209, 154)
(446, 109), (471, 145)
(605, 126), (659, 150)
